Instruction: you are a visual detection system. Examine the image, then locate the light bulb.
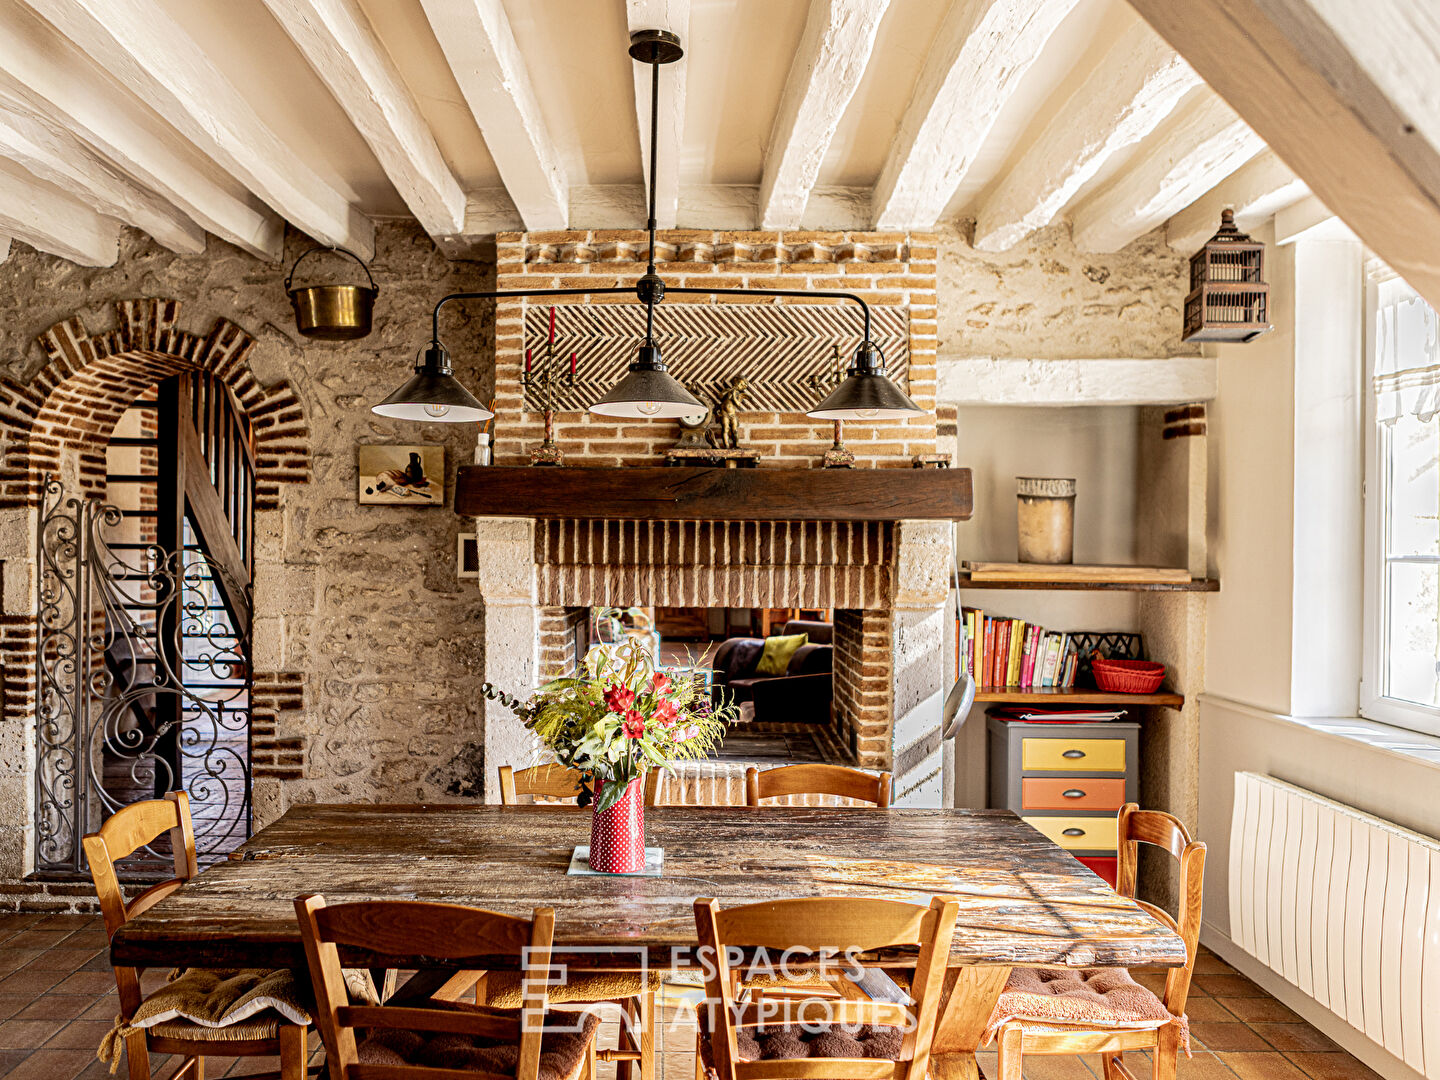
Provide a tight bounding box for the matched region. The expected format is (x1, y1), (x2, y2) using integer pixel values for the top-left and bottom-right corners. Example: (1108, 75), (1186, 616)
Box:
(424, 403), (452, 418)
(637, 401), (663, 416)
(857, 408), (879, 420)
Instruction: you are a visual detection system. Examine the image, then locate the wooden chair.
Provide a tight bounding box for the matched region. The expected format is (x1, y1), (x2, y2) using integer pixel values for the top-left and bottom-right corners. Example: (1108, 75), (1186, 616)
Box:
(295, 895), (600, 1080)
(744, 764), (892, 807)
(993, 803), (1206, 1080)
(83, 792), (310, 1080)
(498, 763), (662, 807)
(692, 896), (958, 1080)
(496, 763), (660, 1080)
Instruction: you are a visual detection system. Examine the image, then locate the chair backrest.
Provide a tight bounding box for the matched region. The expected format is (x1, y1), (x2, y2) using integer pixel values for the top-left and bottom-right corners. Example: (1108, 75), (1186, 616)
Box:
(1114, 803), (1206, 1016)
(81, 792), (198, 1016)
(694, 896), (958, 1080)
(296, 895), (555, 1080)
(745, 764), (892, 807)
(499, 764), (663, 807)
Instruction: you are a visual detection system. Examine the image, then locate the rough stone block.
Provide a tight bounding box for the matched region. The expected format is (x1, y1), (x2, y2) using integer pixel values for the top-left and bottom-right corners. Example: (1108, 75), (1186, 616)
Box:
(254, 566), (319, 617)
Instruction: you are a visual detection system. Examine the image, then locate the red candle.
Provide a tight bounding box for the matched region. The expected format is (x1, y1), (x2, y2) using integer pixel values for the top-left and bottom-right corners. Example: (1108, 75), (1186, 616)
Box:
(548, 306), (556, 344)
(525, 348), (532, 372)
(571, 350), (577, 376)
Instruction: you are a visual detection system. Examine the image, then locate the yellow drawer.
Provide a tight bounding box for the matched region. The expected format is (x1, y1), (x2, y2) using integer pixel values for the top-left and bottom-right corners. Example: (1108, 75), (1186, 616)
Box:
(1024, 815), (1119, 852)
(1021, 737), (1126, 772)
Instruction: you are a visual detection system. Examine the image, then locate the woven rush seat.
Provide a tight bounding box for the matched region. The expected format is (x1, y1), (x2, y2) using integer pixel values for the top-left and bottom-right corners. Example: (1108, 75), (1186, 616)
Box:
(358, 1000), (601, 1080)
(483, 969), (665, 1008)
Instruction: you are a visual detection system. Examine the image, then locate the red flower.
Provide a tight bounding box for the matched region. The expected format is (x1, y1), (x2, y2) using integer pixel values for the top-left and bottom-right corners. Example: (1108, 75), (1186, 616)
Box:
(604, 685), (636, 714)
(653, 699), (678, 728)
(622, 710), (647, 739)
(652, 671), (672, 694)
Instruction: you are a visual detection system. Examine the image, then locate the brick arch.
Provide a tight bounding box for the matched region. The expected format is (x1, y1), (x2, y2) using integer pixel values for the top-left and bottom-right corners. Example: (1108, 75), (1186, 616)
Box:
(0, 298), (311, 509)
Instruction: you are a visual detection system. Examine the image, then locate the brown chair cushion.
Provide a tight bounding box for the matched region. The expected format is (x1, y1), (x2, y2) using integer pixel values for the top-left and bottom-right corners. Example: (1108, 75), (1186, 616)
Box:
(984, 967), (1188, 1052)
(358, 1001), (599, 1080)
(700, 1023), (903, 1079)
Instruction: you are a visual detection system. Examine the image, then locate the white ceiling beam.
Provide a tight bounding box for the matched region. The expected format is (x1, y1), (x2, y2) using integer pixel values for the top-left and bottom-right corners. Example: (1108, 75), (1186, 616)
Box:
(19, 0), (373, 259)
(758, 0), (889, 230)
(1070, 92), (1264, 253)
(938, 355), (1217, 406)
(261, 0), (465, 238)
(0, 101), (204, 254)
(1167, 150), (1310, 254)
(0, 157), (119, 265)
(1126, 0), (1440, 313)
(419, 0), (567, 232)
(1274, 195), (1357, 246)
(0, 3), (281, 260)
(870, 0), (1081, 230)
(972, 17), (1199, 252)
(626, 1), (689, 231)
(0, 237), (10, 263)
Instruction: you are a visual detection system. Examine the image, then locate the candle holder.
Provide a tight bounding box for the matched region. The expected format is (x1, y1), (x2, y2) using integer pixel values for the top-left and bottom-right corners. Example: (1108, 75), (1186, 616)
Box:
(807, 345), (856, 468)
(523, 306), (577, 466)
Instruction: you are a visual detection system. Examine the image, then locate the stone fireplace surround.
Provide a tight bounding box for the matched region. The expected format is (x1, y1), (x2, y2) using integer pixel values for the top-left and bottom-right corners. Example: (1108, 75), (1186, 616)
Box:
(471, 228), (955, 805)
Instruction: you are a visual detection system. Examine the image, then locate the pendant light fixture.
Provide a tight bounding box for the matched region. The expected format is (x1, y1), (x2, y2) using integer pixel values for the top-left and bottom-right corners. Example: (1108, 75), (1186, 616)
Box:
(376, 30), (922, 425)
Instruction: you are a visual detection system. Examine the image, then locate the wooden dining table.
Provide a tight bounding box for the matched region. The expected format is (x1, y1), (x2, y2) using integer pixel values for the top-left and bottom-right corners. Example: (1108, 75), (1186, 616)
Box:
(111, 804), (1187, 1079)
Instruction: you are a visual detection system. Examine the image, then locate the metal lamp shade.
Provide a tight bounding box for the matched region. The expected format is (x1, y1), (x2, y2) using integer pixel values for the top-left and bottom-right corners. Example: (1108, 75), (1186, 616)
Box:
(589, 346), (705, 419)
(372, 366), (493, 423)
(807, 344), (922, 421)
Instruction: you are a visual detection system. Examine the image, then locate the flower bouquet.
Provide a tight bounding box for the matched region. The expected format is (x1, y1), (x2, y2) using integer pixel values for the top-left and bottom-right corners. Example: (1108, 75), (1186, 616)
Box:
(488, 638), (735, 872)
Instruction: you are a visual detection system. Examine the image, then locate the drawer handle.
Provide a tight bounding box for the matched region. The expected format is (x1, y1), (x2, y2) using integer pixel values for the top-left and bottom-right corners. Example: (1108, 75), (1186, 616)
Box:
(1062, 828), (1086, 837)
(1062, 749), (1086, 759)
(1063, 789), (1086, 799)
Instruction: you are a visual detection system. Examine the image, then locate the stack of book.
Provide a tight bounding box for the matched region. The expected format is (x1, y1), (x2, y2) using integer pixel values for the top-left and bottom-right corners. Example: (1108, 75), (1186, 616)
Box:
(960, 609), (1080, 689)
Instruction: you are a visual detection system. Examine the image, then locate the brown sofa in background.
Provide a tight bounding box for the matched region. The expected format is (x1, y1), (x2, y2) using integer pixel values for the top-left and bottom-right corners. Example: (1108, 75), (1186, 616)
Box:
(711, 619), (832, 725)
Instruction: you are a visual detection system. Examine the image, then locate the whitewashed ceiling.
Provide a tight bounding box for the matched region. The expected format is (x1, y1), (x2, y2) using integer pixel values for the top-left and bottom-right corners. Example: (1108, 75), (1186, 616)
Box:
(0, 0), (1307, 266)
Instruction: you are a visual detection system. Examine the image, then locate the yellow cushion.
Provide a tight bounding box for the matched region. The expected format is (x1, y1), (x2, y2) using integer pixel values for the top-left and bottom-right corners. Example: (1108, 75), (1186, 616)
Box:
(756, 633), (807, 676)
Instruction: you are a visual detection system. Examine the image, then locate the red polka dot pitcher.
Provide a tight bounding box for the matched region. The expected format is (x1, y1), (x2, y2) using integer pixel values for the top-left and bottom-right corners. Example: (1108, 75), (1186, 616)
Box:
(588, 776), (646, 873)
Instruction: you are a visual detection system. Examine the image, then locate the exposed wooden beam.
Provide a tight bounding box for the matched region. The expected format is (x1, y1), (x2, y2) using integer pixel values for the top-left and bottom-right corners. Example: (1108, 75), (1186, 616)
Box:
(758, 0), (889, 230)
(626, 0), (689, 231)
(261, 0), (465, 238)
(0, 156), (119, 265)
(1274, 195), (1357, 246)
(871, 0), (1081, 230)
(419, 0), (567, 232)
(19, 0), (373, 258)
(0, 237), (11, 263)
(1070, 92), (1264, 252)
(1126, 0), (1440, 311)
(937, 355), (1217, 406)
(973, 17), (1199, 252)
(1167, 150), (1309, 254)
(0, 3), (281, 260)
(0, 101), (204, 254)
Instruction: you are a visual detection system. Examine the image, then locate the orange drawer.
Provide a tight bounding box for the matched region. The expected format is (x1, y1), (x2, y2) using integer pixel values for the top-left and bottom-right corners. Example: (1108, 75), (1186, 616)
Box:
(1021, 778), (1127, 811)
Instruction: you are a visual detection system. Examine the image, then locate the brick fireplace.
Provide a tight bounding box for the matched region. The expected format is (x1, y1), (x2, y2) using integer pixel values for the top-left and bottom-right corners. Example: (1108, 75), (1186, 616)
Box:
(468, 228), (958, 806)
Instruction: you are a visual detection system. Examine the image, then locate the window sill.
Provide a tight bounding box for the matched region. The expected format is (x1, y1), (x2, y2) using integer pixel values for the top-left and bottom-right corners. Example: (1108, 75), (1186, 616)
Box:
(1199, 693), (1440, 771)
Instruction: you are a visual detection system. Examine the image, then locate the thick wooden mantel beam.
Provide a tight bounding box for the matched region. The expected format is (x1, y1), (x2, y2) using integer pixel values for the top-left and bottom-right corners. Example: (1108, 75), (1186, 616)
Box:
(1125, 0), (1440, 309)
(455, 466), (973, 522)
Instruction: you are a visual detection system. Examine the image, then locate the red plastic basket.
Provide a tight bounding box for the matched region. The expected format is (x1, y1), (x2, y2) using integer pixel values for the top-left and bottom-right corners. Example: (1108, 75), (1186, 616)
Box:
(1091, 657), (1166, 694)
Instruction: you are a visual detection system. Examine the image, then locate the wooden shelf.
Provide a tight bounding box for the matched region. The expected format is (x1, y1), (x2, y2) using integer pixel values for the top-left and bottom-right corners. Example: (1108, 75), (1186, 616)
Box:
(455, 465), (973, 521)
(955, 575), (1218, 593)
(974, 686), (1185, 710)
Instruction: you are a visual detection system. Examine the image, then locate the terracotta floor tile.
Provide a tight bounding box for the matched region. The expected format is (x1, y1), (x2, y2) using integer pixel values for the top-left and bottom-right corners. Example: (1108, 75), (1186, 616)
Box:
(1174, 1052), (1240, 1079)
(77, 999), (119, 1023)
(12, 997), (88, 1022)
(1251, 1024), (1340, 1053)
(27, 917), (92, 933)
(0, 1048), (30, 1076)
(1, 932), (74, 953)
(48, 974), (115, 997)
(0, 956), (38, 980)
(1218, 1052), (1309, 1080)
(24, 949), (101, 974)
(1183, 997), (1238, 1022)
(53, 933), (108, 951)
(0, 1019), (67, 1049)
(1188, 1022), (1274, 1052)
(0, 969), (63, 996)
(1192, 954), (1239, 976)
(1010, 1053), (1095, 1079)
(1192, 974), (1266, 998)
(1282, 1052), (1385, 1080)
(0, 1001), (23, 1023)
(2, 1047), (104, 1080)
(43, 1020), (112, 1051)
(1216, 996), (1302, 1024)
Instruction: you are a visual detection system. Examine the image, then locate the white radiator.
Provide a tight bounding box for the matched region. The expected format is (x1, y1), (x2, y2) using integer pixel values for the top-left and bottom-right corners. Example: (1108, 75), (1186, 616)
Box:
(1230, 772), (1440, 1076)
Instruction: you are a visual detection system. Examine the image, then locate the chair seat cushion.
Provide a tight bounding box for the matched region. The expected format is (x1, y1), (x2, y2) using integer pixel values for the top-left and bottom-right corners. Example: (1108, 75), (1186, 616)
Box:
(984, 967), (1188, 1051)
(483, 968), (664, 1007)
(699, 1023), (902, 1080)
(358, 1002), (600, 1080)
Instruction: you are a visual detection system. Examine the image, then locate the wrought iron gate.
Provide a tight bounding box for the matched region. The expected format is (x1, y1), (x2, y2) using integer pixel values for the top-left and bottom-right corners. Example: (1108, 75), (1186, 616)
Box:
(35, 475), (253, 875)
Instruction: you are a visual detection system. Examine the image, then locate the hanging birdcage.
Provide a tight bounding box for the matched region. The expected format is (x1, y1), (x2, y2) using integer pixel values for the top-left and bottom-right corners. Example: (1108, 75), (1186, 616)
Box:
(1182, 209), (1271, 343)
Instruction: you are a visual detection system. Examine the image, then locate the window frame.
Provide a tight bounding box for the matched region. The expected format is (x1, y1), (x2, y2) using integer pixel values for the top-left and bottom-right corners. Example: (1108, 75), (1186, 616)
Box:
(1360, 265), (1440, 737)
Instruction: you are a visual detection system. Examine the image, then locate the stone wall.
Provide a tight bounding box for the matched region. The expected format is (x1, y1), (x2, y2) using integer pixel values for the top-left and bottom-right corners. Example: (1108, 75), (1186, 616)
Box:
(0, 223), (494, 890)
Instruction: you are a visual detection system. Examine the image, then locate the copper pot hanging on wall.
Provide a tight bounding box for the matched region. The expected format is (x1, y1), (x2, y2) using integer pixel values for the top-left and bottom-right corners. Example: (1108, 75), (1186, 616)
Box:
(285, 247), (378, 341)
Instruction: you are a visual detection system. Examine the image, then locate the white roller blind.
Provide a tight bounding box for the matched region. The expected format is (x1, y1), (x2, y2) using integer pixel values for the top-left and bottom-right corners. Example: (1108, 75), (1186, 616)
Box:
(1373, 274), (1440, 424)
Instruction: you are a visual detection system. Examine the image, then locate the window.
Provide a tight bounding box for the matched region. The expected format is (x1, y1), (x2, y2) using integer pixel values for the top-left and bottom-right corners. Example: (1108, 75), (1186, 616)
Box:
(1362, 268), (1440, 735)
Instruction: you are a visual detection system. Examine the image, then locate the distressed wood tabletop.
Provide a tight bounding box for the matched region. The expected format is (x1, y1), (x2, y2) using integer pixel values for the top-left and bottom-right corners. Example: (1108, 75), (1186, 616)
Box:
(110, 804), (1185, 973)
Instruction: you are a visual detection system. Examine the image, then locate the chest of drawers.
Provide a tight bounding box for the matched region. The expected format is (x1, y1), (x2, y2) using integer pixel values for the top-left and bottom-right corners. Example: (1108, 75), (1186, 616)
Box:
(986, 715), (1140, 887)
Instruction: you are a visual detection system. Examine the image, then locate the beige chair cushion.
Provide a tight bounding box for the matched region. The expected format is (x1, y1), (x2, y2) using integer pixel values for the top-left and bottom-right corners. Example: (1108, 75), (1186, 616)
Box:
(984, 967), (1188, 1052)
(358, 1000), (600, 1080)
(484, 969), (664, 1007)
